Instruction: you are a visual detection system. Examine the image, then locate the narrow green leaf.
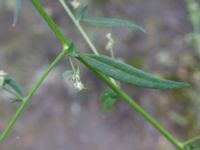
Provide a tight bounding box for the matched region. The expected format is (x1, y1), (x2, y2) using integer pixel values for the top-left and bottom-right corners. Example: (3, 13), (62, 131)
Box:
(13, 0), (23, 26)
(75, 5), (89, 21)
(2, 86), (23, 103)
(5, 76), (23, 96)
(82, 18), (146, 33)
(79, 54), (189, 90)
(100, 90), (118, 116)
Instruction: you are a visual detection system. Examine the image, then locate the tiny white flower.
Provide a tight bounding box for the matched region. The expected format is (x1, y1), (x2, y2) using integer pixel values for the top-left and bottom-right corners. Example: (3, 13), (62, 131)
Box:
(0, 70), (7, 77)
(67, 68), (86, 91)
(71, 68), (80, 81)
(105, 33), (114, 51)
(106, 33), (112, 39)
(73, 80), (86, 91)
(71, 0), (80, 9)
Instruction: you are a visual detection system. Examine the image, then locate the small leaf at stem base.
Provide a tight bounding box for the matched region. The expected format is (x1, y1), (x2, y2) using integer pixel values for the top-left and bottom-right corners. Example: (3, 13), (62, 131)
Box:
(100, 90), (118, 116)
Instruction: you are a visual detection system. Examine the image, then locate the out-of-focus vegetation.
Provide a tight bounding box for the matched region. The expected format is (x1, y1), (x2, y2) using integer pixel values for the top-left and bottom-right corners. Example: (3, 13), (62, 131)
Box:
(185, 0), (200, 128)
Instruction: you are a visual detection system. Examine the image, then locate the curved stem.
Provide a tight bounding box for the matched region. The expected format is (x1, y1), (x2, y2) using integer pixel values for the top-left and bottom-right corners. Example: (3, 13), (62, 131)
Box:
(0, 48), (68, 142)
(77, 55), (184, 150)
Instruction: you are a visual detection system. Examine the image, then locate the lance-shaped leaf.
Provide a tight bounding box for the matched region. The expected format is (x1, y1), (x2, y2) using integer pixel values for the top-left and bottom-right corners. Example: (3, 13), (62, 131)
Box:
(13, 0), (23, 26)
(79, 54), (189, 90)
(100, 90), (118, 116)
(82, 18), (146, 33)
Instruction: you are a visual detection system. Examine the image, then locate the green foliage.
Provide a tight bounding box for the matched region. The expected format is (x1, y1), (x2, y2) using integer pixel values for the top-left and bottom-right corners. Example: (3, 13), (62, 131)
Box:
(185, 0), (200, 131)
(100, 90), (118, 116)
(78, 54), (189, 89)
(0, 74), (23, 97)
(5, 76), (23, 96)
(0, 73), (23, 103)
(82, 18), (146, 32)
(13, 0), (23, 26)
(1, 0), (196, 150)
(75, 5), (145, 32)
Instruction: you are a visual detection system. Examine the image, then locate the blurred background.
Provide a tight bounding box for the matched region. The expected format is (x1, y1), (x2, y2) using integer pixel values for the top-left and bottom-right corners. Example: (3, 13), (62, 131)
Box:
(0, 0), (200, 149)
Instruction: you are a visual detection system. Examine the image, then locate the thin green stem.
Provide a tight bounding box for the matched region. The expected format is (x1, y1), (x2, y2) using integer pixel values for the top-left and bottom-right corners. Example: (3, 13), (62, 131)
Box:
(110, 48), (115, 58)
(31, 0), (69, 47)
(184, 135), (200, 146)
(0, 0), (71, 142)
(0, 48), (68, 142)
(69, 57), (76, 72)
(59, 0), (99, 55)
(77, 55), (184, 150)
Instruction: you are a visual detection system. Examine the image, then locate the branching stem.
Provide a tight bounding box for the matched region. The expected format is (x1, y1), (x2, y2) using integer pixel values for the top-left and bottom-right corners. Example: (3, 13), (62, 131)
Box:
(0, 48), (69, 142)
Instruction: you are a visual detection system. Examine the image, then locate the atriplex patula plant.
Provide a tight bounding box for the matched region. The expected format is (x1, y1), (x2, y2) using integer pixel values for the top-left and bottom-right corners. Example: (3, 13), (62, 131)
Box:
(0, 0), (199, 149)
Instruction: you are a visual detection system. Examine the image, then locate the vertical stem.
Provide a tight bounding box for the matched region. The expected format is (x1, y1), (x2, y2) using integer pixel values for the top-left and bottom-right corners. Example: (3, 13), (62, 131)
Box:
(0, 49), (68, 142)
(69, 57), (76, 72)
(59, 0), (99, 55)
(110, 48), (115, 58)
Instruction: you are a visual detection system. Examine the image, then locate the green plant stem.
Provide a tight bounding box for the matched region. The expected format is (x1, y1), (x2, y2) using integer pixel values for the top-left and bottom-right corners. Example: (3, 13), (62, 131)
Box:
(110, 48), (115, 59)
(31, 0), (69, 47)
(77, 55), (184, 150)
(0, 48), (69, 142)
(59, 0), (99, 55)
(184, 135), (200, 146)
(0, 0), (71, 142)
(69, 57), (76, 72)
